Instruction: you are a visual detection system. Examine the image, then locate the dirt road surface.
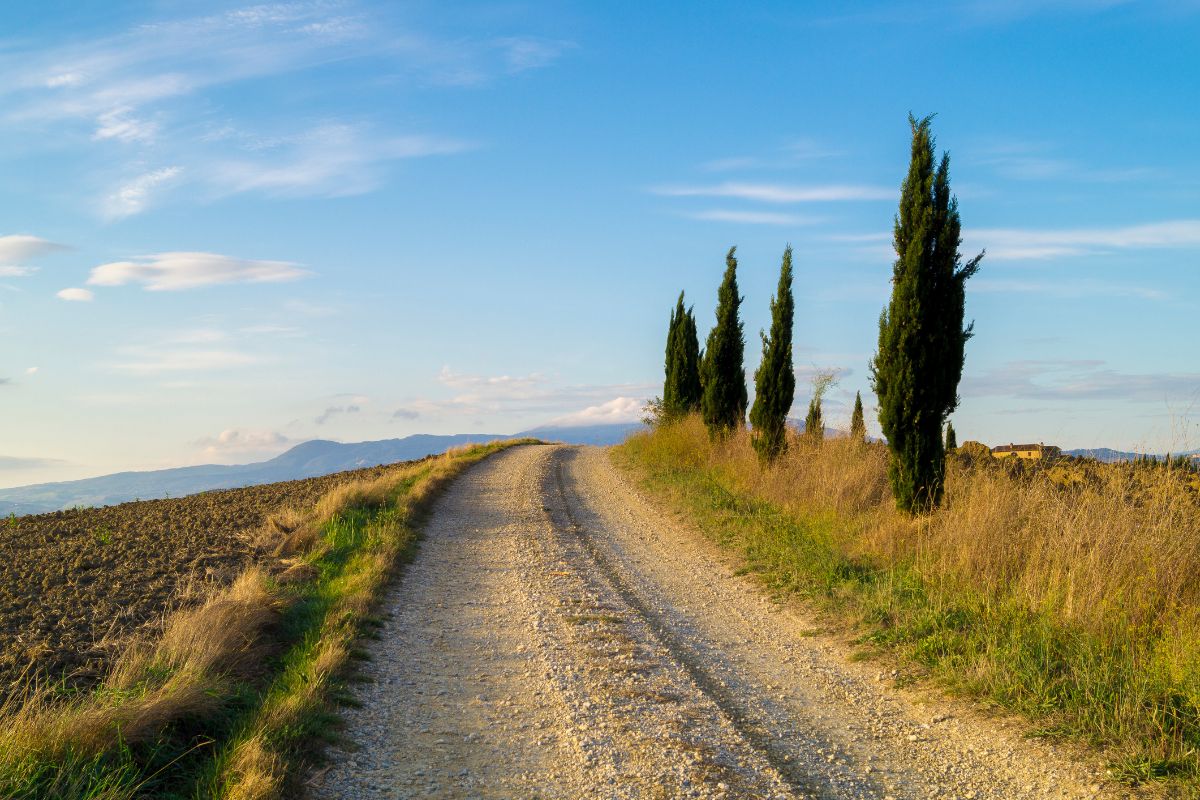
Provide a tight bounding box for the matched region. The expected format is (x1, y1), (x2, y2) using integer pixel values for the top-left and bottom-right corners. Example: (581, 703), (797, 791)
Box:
(310, 444), (1114, 799)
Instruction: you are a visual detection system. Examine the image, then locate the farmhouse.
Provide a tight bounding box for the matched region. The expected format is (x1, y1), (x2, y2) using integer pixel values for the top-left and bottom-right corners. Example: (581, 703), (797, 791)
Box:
(992, 442), (1062, 461)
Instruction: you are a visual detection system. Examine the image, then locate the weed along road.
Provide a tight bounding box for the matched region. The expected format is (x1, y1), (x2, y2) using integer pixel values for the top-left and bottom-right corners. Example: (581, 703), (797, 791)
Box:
(311, 444), (1111, 800)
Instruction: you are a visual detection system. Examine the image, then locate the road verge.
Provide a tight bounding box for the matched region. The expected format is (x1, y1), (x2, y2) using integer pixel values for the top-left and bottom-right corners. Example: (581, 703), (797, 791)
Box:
(0, 439), (535, 800)
(612, 415), (1198, 795)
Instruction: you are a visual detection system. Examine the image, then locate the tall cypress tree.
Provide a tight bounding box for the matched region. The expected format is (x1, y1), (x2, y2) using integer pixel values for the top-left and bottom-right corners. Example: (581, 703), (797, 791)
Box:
(750, 246), (795, 460)
(870, 114), (982, 512)
(701, 247), (747, 435)
(850, 391), (866, 442)
(945, 422), (957, 451)
(663, 292), (702, 416)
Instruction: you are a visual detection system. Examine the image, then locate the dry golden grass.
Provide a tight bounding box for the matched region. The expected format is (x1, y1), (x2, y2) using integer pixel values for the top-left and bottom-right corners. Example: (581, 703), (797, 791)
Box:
(645, 414), (1200, 639)
(0, 567), (279, 767)
(617, 415), (1200, 785)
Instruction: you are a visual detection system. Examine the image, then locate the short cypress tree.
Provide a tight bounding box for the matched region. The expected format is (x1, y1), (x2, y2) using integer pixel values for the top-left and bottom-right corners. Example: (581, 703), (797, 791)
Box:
(870, 114), (982, 512)
(750, 246), (795, 461)
(945, 422), (957, 451)
(701, 247), (748, 435)
(663, 292), (702, 416)
(804, 396), (823, 442)
(850, 391), (866, 442)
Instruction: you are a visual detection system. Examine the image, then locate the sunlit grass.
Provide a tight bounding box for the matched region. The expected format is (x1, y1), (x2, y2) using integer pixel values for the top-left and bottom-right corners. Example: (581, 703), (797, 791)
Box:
(613, 415), (1200, 789)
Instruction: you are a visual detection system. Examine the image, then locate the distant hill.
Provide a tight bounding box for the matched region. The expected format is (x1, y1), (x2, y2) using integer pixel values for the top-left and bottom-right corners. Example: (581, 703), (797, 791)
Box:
(1065, 447), (1200, 463)
(0, 423), (645, 516)
(521, 422), (645, 445)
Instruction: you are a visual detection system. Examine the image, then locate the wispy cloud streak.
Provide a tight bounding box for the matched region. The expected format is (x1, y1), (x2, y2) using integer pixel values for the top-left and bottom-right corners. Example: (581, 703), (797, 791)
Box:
(652, 182), (893, 203)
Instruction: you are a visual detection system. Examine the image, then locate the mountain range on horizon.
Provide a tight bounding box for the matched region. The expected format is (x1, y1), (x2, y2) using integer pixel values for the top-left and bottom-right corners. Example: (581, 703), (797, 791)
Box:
(0, 423), (645, 516)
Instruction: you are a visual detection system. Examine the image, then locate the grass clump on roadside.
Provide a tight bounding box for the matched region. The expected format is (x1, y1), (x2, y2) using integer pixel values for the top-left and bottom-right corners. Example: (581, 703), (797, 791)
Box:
(613, 415), (1200, 791)
(0, 439), (534, 800)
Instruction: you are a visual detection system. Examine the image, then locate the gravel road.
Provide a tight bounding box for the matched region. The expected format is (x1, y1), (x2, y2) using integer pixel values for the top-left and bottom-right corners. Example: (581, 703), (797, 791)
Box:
(310, 444), (1117, 799)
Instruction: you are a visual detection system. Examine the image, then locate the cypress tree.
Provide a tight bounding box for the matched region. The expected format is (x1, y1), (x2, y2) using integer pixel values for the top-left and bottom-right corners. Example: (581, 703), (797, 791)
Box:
(701, 247), (747, 435)
(804, 396), (823, 442)
(870, 114), (982, 512)
(803, 371), (837, 442)
(945, 422), (957, 451)
(663, 292), (702, 416)
(850, 391), (866, 442)
(750, 246), (795, 460)
(680, 305), (702, 411)
(663, 294), (683, 414)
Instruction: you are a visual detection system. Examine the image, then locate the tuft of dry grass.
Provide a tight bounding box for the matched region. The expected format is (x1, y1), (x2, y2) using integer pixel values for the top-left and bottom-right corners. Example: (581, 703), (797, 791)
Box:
(615, 414), (1200, 787)
(0, 566), (281, 791)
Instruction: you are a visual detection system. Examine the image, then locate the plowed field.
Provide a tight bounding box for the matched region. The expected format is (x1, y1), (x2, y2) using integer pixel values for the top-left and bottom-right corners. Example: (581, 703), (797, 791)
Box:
(0, 462), (404, 694)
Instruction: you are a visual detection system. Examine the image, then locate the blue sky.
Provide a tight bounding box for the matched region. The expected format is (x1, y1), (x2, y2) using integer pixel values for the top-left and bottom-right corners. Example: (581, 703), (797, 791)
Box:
(1, 0), (1198, 486)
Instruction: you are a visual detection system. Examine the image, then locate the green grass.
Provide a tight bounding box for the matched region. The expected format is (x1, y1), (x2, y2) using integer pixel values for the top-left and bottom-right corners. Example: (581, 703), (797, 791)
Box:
(0, 440), (535, 800)
(612, 434), (1200, 796)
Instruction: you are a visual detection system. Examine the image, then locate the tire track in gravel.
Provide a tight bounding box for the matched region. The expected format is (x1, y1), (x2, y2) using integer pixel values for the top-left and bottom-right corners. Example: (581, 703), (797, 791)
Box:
(311, 444), (1117, 800)
(545, 456), (829, 799)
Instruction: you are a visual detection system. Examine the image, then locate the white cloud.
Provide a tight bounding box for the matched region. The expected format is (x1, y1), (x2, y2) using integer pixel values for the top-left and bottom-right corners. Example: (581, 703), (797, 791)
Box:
(240, 323), (302, 336)
(3, 6), (372, 125)
(551, 397), (644, 426)
(45, 72), (83, 88)
(827, 232), (892, 243)
(315, 404), (361, 425)
(210, 124), (473, 198)
(0, 5), (562, 136)
(57, 287), (94, 302)
(437, 365), (546, 393)
(701, 138), (844, 172)
(111, 348), (260, 374)
(88, 251), (308, 291)
(0, 455), (66, 471)
(652, 182), (893, 203)
(195, 428), (292, 459)
(0, 234), (68, 263)
(962, 360), (1200, 402)
(25, 367), (38, 375)
(166, 328), (229, 344)
(973, 279), (1168, 301)
(104, 166), (182, 219)
(409, 366), (655, 422)
(93, 106), (157, 142)
(686, 209), (822, 226)
(966, 219), (1200, 260)
(0, 266), (36, 277)
(833, 220), (1200, 262)
(495, 36), (575, 72)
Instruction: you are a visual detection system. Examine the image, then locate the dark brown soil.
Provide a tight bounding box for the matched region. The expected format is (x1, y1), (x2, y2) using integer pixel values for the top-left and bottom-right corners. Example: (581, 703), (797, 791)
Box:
(0, 463), (402, 694)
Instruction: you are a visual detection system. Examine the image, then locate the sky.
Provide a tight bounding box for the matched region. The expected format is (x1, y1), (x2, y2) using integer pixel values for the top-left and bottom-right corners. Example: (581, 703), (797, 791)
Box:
(1, 0), (1199, 486)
